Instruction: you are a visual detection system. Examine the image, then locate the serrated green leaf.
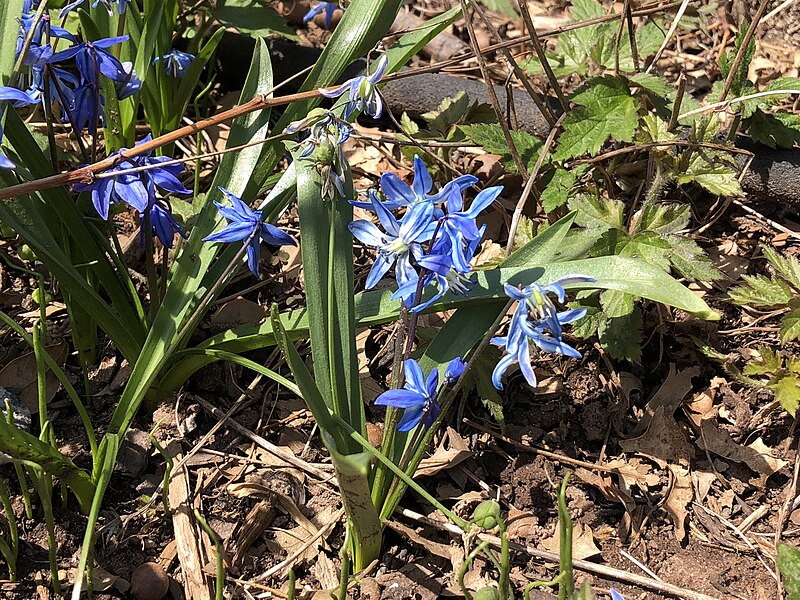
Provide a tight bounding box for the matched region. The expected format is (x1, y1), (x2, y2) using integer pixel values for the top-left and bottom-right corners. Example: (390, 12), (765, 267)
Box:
(554, 76), (638, 161)
(422, 92), (470, 135)
(619, 231), (672, 271)
(746, 110), (800, 149)
(770, 375), (800, 416)
(600, 289), (634, 318)
(668, 236), (724, 282)
(399, 112), (420, 135)
(541, 167), (578, 212)
(781, 309), (800, 344)
(729, 275), (794, 307)
(598, 308), (643, 361)
(719, 21), (756, 98)
(677, 151), (743, 197)
(778, 542), (800, 600)
(635, 203), (690, 234)
(628, 73), (672, 98)
(763, 246), (800, 290)
(459, 123), (543, 173)
(636, 114), (677, 144)
(569, 194), (624, 230)
(571, 303), (602, 338)
(743, 346), (782, 375)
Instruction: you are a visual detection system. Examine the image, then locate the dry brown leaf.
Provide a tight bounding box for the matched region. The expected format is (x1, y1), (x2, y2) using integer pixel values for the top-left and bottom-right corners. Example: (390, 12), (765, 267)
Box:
(574, 468), (634, 512)
(311, 552), (339, 590)
(697, 414), (787, 486)
(628, 365), (699, 437)
(691, 470), (717, 503)
(665, 464), (693, 542)
(506, 508), (541, 540)
(604, 458), (660, 488)
(210, 297), (266, 330)
(0, 342), (67, 413)
(540, 521), (602, 561)
(416, 427), (472, 477)
(620, 404), (694, 468)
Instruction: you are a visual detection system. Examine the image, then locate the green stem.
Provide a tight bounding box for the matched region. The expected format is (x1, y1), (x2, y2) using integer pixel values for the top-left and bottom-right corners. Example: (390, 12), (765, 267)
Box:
(0, 477), (18, 580)
(143, 211), (160, 322)
(458, 541), (490, 600)
(557, 473), (574, 600)
(194, 509), (224, 600)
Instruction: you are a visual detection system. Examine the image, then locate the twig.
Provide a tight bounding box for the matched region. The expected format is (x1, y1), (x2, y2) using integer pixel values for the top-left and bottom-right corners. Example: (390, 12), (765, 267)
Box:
(718, 0), (772, 103)
(458, 0), (529, 178)
(677, 88), (800, 121)
(732, 198), (800, 241)
(399, 508), (722, 600)
(469, 0), (556, 127)
(505, 112), (566, 258)
(516, 0), (569, 113)
(647, 0), (691, 73)
(620, 549), (663, 582)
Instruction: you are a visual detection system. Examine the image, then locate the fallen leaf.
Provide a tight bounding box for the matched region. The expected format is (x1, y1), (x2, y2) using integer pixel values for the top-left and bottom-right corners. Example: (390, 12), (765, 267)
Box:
(574, 468), (634, 513)
(506, 508), (541, 540)
(619, 404), (695, 467)
(0, 342), (68, 413)
(628, 365), (699, 437)
(210, 297), (266, 330)
(416, 427), (472, 477)
(665, 464), (693, 542)
(696, 413), (787, 486)
(540, 521), (602, 561)
(691, 469), (717, 503)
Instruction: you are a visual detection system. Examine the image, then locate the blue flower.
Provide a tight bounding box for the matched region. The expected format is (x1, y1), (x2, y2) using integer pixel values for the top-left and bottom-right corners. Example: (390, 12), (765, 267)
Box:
(610, 591), (624, 600)
(48, 36), (139, 95)
(286, 110), (352, 199)
(434, 185), (501, 272)
(319, 54), (388, 119)
(203, 187), (297, 278)
(348, 192), (434, 293)
(375, 359), (441, 431)
(353, 155), (478, 210)
(17, 6), (76, 61)
(153, 50), (195, 79)
(145, 199), (186, 249)
(444, 357), (467, 384)
(491, 277), (595, 390)
(59, 0), (130, 18)
(303, 2), (341, 28)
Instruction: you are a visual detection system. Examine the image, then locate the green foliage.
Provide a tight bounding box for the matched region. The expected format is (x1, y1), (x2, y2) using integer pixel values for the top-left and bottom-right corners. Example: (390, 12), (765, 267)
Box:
(743, 347), (800, 416)
(460, 122), (543, 173)
(477, 0), (517, 18)
(214, 0), (297, 39)
(522, 0), (664, 77)
(553, 76), (638, 161)
(778, 543), (800, 600)
(562, 195), (721, 360)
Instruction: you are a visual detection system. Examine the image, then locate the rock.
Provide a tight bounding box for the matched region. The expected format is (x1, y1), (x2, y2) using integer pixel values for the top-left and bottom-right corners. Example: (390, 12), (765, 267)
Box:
(116, 428), (151, 476)
(130, 562), (169, 600)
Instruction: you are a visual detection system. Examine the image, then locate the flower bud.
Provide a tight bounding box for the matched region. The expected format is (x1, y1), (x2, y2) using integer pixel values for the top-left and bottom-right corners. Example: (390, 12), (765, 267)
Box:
(473, 587), (500, 600)
(471, 500), (501, 530)
(444, 357), (466, 385)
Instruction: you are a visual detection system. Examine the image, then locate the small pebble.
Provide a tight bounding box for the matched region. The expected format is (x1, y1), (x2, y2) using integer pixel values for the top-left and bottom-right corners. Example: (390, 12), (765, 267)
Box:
(130, 562), (169, 600)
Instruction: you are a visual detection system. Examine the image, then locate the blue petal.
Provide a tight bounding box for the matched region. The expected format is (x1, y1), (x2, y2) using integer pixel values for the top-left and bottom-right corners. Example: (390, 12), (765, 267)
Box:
(203, 220), (257, 243)
(465, 185), (502, 219)
(403, 359), (426, 395)
(397, 405), (424, 432)
(364, 254), (393, 289)
(412, 155), (432, 198)
(374, 389), (424, 409)
(492, 352), (516, 391)
(424, 368), (439, 398)
(348, 220), (384, 247)
(261, 223), (296, 247)
(380, 172), (415, 207)
(246, 238), (261, 277)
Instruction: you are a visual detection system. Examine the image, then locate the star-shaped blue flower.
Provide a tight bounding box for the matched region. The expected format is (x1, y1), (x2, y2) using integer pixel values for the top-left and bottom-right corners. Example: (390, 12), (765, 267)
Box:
(203, 187), (296, 278)
(491, 277), (595, 390)
(319, 54), (388, 119)
(348, 191), (434, 293)
(154, 50), (195, 79)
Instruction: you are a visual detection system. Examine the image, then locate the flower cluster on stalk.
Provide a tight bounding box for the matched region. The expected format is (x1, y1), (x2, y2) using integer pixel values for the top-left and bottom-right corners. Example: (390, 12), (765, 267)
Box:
(0, 1), (142, 167)
(74, 135), (190, 248)
(491, 277), (594, 391)
(349, 155), (500, 313)
(375, 357), (466, 431)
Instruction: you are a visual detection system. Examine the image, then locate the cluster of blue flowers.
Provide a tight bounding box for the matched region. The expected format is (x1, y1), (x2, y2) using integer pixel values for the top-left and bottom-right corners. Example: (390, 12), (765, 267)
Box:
(74, 134), (191, 247)
(0, 1), (195, 169)
(375, 357), (465, 431)
(491, 277), (593, 391)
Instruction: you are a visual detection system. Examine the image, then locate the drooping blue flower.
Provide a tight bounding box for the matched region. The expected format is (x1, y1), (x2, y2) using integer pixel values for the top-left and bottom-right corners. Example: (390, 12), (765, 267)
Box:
(17, 5), (76, 61)
(302, 2), (342, 28)
(319, 54), (388, 119)
(73, 135), (191, 219)
(59, 0), (130, 18)
(48, 36), (140, 97)
(444, 357), (467, 384)
(352, 155), (478, 210)
(203, 187), (297, 278)
(491, 277), (595, 391)
(375, 359), (440, 431)
(286, 110), (352, 199)
(153, 50), (195, 79)
(144, 199), (186, 249)
(348, 192), (434, 293)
